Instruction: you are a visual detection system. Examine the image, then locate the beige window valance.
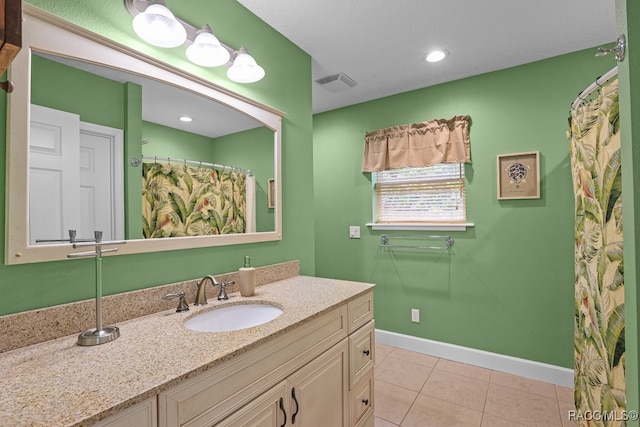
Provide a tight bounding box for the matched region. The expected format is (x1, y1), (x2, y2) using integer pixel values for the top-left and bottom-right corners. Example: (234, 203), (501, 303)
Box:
(362, 115), (471, 172)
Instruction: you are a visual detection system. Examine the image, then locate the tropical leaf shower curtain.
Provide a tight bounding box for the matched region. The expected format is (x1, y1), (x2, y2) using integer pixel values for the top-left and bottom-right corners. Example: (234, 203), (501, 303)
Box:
(568, 79), (625, 425)
(142, 163), (248, 238)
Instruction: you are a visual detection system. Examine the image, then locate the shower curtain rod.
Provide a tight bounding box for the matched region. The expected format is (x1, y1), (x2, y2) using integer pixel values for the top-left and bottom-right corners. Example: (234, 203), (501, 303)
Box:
(142, 156), (252, 176)
(571, 66), (618, 110)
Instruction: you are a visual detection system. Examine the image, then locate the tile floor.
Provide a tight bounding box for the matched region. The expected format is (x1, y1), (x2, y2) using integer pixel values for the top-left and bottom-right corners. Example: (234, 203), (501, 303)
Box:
(374, 343), (577, 427)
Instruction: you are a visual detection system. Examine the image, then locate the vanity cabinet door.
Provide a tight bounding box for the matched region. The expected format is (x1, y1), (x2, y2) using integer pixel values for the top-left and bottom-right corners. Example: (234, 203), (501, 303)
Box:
(286, 339), (349, 427)
(215, 381), (288, 427)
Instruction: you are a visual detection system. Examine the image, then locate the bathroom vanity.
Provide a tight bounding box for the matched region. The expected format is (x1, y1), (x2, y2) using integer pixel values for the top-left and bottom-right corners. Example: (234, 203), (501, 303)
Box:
(0, 276), (374, 427)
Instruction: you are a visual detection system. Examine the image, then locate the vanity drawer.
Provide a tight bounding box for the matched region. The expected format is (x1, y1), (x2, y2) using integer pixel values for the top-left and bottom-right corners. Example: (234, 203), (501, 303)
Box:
(348, 291), (374, 333)
(349, 320), (374, 387)
(350, 370), (374, 427)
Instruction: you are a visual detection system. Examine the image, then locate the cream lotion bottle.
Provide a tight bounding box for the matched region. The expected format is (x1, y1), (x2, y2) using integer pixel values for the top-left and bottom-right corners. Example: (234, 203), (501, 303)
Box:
(238, 256), (256, 296)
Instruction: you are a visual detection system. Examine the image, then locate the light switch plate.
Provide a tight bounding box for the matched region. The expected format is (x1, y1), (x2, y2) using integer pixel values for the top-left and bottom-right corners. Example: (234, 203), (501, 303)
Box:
(349, 226), (361, 239)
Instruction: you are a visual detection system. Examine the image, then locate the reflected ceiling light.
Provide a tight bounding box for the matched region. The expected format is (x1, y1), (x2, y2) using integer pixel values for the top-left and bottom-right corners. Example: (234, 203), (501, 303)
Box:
(125, 0), (265, 83)
(132, 3), (187, 48)
(178, 115), (193, 122)
(186, 25), (231, 67)
(227, 46), (265, 83)
(425, 50), (448, 63)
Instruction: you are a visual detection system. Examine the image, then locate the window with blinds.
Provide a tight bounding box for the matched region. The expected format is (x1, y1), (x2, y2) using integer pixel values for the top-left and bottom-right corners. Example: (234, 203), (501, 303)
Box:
(374, 163), (466, 223)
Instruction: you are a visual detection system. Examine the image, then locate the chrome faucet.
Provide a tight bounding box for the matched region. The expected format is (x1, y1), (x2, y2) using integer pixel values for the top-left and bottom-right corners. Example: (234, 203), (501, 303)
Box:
(194, 275), (235, 304)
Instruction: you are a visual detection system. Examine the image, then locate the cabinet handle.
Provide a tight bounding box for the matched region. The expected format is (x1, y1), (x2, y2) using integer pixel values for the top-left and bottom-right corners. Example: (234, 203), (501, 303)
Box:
(363, 349), (370, 356)
(362, 398), (369, 405)
(291, 387), (300, 424)
(279, 397), (287, 427)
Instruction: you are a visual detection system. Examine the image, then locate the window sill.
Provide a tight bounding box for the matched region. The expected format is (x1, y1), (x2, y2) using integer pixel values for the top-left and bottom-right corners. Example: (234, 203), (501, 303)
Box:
(366, 222), (474, 232)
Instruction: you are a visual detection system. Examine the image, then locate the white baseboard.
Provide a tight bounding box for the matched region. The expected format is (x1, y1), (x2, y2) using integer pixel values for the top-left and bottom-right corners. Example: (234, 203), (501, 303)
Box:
(375, 329), (574, 388)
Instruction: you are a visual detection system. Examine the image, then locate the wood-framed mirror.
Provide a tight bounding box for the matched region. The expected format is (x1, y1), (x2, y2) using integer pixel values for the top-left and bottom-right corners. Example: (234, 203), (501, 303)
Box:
(5, 5), (283, 265)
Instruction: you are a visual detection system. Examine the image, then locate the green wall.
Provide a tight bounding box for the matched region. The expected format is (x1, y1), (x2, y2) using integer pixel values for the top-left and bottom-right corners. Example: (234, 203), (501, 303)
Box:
(0, 0), (314, 315)
(313, 48), (612, 368)
(141, 121), (213, 160)
(31, 54), (125, 128)
(213, 126), (275, 232)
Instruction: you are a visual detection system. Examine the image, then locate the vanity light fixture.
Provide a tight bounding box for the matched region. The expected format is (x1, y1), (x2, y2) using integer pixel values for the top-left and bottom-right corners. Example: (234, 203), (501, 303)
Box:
(125, 0), (265, 83)
(226, 46), (265, 83)
(425, 49), (448, 63)
(132, 2), (186, 48)
(186, 25), (230, 67)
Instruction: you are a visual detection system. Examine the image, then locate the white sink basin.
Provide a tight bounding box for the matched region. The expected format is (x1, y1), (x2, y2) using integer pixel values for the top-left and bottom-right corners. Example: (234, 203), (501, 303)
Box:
(184, 303), (284, 332)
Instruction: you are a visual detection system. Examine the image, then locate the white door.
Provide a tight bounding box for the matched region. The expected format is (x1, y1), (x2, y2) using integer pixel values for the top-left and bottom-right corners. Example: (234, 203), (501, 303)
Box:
(79, 123), (124, 241)
(30, 105), (124, 244)
(29, 104), (80, 244)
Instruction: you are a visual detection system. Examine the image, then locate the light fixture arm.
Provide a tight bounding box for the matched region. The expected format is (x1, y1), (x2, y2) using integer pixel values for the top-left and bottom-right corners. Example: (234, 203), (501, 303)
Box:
(124, 0), (236, 64)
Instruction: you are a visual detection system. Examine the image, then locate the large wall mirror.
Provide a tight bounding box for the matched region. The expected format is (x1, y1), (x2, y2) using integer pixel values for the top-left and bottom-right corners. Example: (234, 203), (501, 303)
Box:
(5, 5), (283, 265)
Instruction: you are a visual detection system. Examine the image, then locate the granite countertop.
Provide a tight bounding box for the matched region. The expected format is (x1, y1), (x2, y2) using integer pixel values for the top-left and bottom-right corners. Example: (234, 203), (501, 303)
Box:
(0, 276), (373, 427)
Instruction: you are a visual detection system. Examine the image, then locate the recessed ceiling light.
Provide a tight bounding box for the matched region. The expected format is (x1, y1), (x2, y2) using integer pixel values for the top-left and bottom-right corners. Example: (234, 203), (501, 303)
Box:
(426, 50), (448, 63)
(178, 115), (193, 122)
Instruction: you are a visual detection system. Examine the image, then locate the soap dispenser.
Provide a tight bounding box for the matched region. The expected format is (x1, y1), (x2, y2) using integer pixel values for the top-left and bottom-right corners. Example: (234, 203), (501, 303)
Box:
(238, 256), (256, 297)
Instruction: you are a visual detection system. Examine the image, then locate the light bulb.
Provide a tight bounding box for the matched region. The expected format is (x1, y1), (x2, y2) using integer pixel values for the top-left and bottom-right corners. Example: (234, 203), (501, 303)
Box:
(132, 4), (187, 48)
(425, 50), (448, 63)
(227, 47), (265, 83)
(186, 26), (231, 67)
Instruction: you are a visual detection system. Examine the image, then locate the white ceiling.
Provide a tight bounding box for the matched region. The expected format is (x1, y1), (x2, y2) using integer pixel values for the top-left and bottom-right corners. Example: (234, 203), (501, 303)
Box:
(238, 0), (618, 113)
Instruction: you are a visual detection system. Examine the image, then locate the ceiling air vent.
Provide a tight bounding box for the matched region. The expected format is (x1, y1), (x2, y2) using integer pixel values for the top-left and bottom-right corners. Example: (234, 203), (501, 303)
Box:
(315, 73), (357, 93)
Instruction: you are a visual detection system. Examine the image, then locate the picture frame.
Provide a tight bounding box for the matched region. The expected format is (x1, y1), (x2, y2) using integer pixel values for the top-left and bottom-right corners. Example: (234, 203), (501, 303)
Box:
(497, 151), (540, 200)
(267, 179), (275, 208)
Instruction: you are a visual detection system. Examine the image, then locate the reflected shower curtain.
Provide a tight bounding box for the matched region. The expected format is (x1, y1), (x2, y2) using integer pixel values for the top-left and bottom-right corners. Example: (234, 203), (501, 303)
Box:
(569, 79), (625, 424)
(142, 163), (249, 238)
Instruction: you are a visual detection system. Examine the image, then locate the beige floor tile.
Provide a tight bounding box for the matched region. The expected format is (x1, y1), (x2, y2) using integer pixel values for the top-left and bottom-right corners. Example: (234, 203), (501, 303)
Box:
(375, 343), (394, 366)
(481, 413), (528, 427)
(375, 357), (432, 391)
(421, 368), (489, 411)
(375, 416), (399, 427)
(401, 394), (483, 427)
(435, 358), (492, 382)
(387, 348), (440, 368)
(558, 401), (578, 427)
(374, 380), (418, 425)
(555, 385), (574, 404)
(484, 383), (561, 426)
(490, 371), (557, 398)
(376, 343), (395, 358)
(375, 345), (571, 427)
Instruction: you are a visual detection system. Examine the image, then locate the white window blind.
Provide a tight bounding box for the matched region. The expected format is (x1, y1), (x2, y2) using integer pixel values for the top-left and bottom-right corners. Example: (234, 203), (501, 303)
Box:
(374, 163), (466, 223)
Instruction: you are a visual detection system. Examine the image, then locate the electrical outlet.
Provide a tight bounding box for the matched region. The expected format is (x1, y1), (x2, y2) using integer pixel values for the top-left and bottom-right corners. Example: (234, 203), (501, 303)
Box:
(411, 308), (420, 323)
(349, 226), (360, 239)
